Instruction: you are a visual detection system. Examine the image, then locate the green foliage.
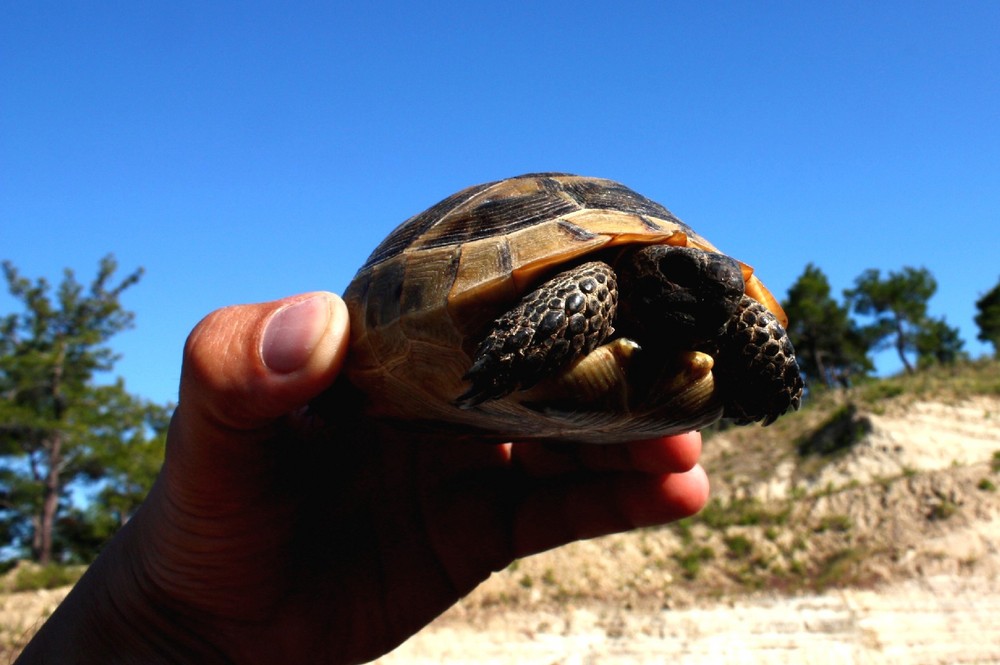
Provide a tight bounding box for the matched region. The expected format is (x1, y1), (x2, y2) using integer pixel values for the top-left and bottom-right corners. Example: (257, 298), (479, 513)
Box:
(991, 451), (1000, 473)
(0, 256), (168, 565)
(783, 264), (872, 388)
(915, 316), (966, 368)
(787, 559), (807, 577)
(814, 514), (853, 533)
(694, 500), (729, 528)
(975, 278), (1000, 356)
(696, 498), (790, 530)
(857, 378), (906, 402)
(927, 498), (958, 521)
(854, 357), (1000, 402)
(978, 478), (996, 492)
(844, 266), (948, 373)
(673, 545), (715, 580)
(724, 535), (753, 559)
(10, 563), (85, 592)
(671, 518), (694, 544)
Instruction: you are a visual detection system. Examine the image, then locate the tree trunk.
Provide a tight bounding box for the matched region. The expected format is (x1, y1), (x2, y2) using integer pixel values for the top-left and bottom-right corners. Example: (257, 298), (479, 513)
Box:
(35, 341), (67, 564)
(35, 432), (63, 565)
(895, 315), (915, 373)
(30, 514), (42, 562)
(811, 341), (830, 388)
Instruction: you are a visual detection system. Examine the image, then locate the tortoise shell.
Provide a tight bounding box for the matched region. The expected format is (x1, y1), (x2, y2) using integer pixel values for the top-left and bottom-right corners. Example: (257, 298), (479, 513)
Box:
(344, 173), (793, 442)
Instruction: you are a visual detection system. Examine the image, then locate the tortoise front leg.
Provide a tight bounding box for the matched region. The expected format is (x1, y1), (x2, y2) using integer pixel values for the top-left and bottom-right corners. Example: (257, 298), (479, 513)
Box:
(455, 261), (618, 408)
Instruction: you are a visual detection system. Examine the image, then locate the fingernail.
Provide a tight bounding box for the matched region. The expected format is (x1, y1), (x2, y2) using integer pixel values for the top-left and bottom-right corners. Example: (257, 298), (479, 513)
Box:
(262, 294), (332, 373)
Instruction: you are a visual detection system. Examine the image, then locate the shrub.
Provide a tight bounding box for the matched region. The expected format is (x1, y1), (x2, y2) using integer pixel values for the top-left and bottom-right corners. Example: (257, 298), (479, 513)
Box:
(12, 564), (85, 592)
(724, 535), (753, 559)
(814, 514), (853, 533)
(674, 546), (715, 580)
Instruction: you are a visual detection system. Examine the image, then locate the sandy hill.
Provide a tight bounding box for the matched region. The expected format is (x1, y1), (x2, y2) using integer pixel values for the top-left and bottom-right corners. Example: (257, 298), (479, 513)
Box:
(3, 360), (999, 663)
(383, 359), (1000, 663)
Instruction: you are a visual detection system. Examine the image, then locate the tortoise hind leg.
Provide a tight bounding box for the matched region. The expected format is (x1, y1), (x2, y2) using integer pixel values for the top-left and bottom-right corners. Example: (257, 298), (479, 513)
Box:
(455, 261), (618, 408)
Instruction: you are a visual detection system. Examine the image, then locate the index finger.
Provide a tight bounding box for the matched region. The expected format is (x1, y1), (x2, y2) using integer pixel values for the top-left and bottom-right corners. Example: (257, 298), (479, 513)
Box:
(511, 431), (703, 476)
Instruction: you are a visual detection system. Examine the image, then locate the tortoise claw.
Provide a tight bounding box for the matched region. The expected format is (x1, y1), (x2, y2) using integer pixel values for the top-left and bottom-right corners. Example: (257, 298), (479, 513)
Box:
(455, 358), (504, 409)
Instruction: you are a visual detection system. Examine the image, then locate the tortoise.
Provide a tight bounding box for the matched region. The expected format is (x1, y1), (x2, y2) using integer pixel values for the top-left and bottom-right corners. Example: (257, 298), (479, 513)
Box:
(343, 173), (803, 444)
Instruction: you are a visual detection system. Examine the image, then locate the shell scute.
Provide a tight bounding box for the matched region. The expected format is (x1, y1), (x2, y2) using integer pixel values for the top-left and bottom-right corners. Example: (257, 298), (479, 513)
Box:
(361, 180), (495, 270)
(362, 259), (404, 330)
(398, 245), (461, 318)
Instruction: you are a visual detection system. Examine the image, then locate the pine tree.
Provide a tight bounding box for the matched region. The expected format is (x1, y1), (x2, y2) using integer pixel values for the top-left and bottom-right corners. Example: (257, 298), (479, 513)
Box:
(974, 278), (1000, 357)
(915, 316), (965, 368)
(0, 256), (166, 563)
(782, 263), (871, 388)
(844, 266), (943, 374)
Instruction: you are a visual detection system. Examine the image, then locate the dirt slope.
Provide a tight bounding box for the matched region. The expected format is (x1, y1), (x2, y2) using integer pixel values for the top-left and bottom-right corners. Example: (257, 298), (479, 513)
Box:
(378, 575), (1000, 664)
(3, 364), (999, 663)
(378, 371), (1000, 663)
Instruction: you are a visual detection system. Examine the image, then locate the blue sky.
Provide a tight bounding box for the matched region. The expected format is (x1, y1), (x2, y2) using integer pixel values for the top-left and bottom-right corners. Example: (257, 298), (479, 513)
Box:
(2, 2), (998, 407)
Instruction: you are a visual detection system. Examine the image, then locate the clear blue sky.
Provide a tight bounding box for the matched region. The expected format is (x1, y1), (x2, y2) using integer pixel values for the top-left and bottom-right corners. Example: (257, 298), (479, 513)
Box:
(3, 2), (998, 406)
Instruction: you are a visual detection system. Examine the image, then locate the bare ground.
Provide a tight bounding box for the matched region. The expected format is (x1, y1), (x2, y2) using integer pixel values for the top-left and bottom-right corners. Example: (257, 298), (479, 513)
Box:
(3, 389), (999, 663)
(377, 573), (1000, 664)
(375, 392), (1000, 663)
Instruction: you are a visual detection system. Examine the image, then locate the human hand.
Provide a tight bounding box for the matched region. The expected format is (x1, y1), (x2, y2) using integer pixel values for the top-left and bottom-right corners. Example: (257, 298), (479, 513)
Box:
(17, 292), (708, 665)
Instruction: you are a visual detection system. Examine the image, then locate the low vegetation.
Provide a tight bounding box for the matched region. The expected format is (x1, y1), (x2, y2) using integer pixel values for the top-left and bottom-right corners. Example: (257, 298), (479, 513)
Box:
(1, 563), (86, 594)
(476, 358), (1000, 607)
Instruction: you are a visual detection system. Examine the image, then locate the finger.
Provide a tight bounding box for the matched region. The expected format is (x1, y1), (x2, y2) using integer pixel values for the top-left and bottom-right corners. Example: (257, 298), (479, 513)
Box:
(511, 431), (703, 476)
(512, 464), (710, 558)
(169, 292), (349, 486)
(179, 292), (348, 429)
(619, 432), (702, 473)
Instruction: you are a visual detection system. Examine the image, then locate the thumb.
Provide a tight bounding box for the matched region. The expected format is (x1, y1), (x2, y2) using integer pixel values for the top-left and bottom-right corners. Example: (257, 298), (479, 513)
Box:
(177, 292), (350, 437)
